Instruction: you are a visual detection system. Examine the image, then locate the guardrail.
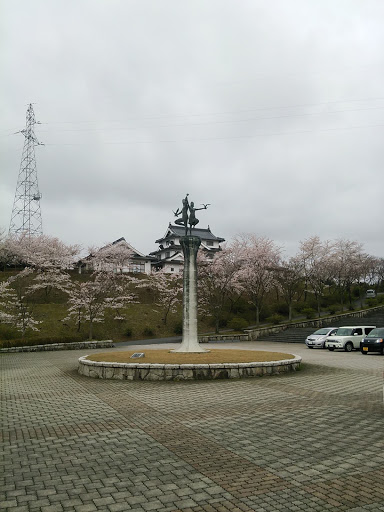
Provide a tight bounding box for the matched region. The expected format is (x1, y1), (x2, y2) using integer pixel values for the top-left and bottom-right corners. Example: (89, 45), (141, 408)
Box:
(199, 305), (384, 342)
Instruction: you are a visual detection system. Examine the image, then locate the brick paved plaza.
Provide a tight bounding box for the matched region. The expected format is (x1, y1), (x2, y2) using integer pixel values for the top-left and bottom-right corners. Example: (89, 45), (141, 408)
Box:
(1, 341), (384, 512)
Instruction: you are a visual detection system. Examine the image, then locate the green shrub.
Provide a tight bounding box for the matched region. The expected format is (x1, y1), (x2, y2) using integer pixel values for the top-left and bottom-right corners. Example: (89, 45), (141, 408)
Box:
(124, 327), (133, 337)
(302, 308), (316, 319)
(266, 314), (284, 325)
(142, 327), (155, 337)
(328, 304), (341, 315)
(259, 305), (272, 321)
(295, 300), (317, 313)
(275, 303), (289, 316)
(0, 325), (19, 341)
(294, 301), (306, 313)
(228, 317), (249, 331)
(366, 298), (378, 307)
(352, 287), (361, 298)
(0, 335), (84, 349)
(173, 321), (183, 335)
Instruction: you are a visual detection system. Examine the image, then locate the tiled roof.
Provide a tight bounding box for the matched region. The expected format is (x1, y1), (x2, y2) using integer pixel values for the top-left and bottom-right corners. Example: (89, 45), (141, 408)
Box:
(156, 224), (225, 243)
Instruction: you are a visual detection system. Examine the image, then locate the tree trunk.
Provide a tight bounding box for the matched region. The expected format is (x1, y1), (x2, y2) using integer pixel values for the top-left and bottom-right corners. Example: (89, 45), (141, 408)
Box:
(255, 306), (260, 325)
(89, 320), (94, 340)
(340, 289), (345, 312)
(347, 285), (353, 308)
(215, 316), (220, 334)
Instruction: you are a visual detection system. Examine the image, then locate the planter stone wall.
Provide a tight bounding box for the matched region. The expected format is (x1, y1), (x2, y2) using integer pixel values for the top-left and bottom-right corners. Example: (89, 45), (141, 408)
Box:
(78, 355), (302, 381)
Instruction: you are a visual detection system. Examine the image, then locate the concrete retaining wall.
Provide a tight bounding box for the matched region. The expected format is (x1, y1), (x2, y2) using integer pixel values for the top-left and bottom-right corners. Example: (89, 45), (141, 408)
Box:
(78, 355), (302, 381)
(0, 340), (114, 353)
(199, 305), (384, 342)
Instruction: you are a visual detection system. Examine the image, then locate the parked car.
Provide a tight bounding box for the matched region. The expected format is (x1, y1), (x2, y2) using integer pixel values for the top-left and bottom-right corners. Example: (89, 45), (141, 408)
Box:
(325, 326), (376, 352)
(366, 289), (376, 298)
(360, 327), (384, 355)
(305, 327), (338, 349)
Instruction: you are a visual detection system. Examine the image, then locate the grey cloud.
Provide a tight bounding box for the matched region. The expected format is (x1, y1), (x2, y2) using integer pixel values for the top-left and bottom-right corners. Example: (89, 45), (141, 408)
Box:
(1, 0), (383, 258)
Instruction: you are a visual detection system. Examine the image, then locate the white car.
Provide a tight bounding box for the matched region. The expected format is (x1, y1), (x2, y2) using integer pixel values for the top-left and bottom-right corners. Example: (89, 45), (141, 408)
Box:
(305, 327), (338, 349)
(326, 326), (376, 352)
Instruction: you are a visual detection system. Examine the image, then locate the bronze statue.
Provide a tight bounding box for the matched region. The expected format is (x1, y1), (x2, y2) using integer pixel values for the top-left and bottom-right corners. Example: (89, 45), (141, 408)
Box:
(174, 194), (209, 235)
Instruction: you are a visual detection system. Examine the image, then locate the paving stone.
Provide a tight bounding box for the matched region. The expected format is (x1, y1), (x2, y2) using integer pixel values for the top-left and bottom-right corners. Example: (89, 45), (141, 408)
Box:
(74, 504), (98, 512)
(1, 344), (384, 512)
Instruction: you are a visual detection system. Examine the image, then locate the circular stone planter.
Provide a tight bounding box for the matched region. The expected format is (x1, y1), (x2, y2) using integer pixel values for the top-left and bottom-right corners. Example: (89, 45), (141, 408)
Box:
(78, 354), (302, 381)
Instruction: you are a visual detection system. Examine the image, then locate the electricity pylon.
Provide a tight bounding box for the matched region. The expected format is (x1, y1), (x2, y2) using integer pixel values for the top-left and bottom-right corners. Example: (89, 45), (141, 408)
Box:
(9, 103), (44, 236)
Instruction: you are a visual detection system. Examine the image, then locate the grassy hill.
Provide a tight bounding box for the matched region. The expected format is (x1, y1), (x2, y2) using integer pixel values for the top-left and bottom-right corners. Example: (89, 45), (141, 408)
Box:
(0, 270), (210, 348)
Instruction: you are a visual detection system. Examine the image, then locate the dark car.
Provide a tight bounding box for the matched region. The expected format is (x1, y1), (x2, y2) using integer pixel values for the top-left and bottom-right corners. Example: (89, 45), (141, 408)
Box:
(360, 327), (384, 355)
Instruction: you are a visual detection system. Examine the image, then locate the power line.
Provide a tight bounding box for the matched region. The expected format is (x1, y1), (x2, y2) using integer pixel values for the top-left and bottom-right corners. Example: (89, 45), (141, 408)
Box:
(32, 104), (384, 135)
(43, 120), (384, 146)
(34, 95), (384, 125)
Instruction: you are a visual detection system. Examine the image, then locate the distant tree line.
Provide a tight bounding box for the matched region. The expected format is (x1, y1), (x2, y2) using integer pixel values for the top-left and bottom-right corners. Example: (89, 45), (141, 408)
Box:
(0, 231), (383, 340)
(198, 234), (384, 332)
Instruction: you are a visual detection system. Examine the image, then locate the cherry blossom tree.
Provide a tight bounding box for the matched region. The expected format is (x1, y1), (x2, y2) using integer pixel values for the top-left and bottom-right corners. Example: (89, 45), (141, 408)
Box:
(27, 269), (73, 301)
(0, 280), (19, 325)
(0, 234), (80, 337)
(274, 255), (305, 321)
(0, 229), (14, 270)
(198, 244), (243, 333)
(374, 258), (384, 289)
(299, 236), (333, 317)
(329, 239), (370, 310)
(143, 271), (182, 325)
(64, 272), (138, 339)
(0, 269), (41, 338)
(2, 233), (80, 270)
(236, 235), (281, 325)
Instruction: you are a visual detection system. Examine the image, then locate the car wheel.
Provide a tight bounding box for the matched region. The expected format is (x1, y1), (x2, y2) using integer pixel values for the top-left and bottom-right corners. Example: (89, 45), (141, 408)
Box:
(328, 347), (334, 351)
(307, 346), (313, 349)
(345, 342), (353, 352)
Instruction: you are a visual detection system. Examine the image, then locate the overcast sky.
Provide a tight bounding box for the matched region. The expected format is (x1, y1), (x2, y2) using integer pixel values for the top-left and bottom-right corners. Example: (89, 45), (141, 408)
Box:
(1, 0), (384, 258)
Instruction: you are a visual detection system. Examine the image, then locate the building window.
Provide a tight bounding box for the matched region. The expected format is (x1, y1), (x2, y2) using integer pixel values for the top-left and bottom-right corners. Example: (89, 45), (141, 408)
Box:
(129, 262), (145, 273)
(206, 241), (213, 246)
(165, 251), (170, 258)
(171, 267), (174, 272)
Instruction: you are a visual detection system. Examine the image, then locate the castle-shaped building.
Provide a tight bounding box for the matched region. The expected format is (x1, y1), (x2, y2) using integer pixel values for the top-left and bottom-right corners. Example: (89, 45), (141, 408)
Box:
(150, 224), (225, 273)
(78, 225), (224, 275)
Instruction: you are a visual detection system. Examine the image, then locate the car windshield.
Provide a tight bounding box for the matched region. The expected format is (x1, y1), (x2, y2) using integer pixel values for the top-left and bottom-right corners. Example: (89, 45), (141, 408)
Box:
(313, 328), (331, 335)
(335, 328), (354, 336)
(367, 328), (384, 337)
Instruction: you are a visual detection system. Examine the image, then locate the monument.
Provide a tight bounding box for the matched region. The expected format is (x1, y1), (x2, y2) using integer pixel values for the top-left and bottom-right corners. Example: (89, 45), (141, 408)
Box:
(172, 194), (210, 353)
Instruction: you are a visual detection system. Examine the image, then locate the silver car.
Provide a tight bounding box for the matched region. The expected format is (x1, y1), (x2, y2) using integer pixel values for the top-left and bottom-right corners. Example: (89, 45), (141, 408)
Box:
(305, 327), (338, 349)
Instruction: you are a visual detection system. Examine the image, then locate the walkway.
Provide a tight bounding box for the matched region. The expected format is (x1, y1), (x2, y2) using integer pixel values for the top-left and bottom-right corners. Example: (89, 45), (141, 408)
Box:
(1, 342), (383, 511)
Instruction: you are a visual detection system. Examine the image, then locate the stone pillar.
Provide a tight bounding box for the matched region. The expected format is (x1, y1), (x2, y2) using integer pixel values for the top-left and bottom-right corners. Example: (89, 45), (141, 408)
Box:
(172, 235), (209, 353)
